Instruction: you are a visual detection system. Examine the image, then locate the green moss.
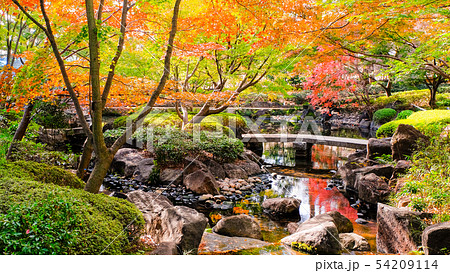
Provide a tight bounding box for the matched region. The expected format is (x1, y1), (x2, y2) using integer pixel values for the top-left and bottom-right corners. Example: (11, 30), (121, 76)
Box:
(0, 177), (145, 255)
(291, 242), (318, 254)
(113, 116), (129, 128)
(377, 110), (450, 137)
(373, 108), (397, 124)
(0, 161), (84, 189)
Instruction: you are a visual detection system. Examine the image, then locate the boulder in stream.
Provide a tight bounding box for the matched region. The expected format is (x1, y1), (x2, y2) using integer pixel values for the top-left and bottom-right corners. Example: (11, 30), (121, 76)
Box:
(213, 214), (262, 240)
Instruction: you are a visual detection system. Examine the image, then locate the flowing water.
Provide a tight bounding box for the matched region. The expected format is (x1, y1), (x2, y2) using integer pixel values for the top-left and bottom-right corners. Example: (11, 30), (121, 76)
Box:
(204, 142), (378, 255)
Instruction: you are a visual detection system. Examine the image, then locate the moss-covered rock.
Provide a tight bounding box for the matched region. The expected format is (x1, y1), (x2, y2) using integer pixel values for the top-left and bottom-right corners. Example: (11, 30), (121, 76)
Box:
(0, 177), (145, 255)
(0, 161), (84, 189)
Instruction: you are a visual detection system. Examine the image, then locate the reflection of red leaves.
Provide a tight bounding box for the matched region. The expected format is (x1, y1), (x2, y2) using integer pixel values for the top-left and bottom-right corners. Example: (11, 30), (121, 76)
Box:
(233, 207), (249, 215)
(308, 177), (357, 221)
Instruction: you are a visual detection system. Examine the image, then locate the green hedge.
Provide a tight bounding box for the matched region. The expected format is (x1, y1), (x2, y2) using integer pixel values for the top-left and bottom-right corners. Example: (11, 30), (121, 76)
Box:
(396, 110), (414, 120)
(377, 110), (450, 137)
(0, 177), (145, 255)
(373, 108), (397, 124)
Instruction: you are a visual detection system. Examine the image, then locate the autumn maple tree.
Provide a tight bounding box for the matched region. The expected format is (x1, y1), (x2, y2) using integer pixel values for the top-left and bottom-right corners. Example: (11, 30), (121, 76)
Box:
(4, 0), (182, 193)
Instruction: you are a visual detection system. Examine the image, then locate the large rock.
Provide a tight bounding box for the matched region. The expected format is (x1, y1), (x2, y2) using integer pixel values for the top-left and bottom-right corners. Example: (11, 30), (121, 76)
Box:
(422, 221), (450, 255)
(223, 163), (248, 179)
(183, 157), (207, 176)
(281, 221), (341, 254)
(204, 159), (226, 180)
(213, 214), (262, 240)
(242, 149), (264, 164)
(376, 203), (430, 254)
(239, 160), (262, 176)
(127, 190), (208, 254)
(262, 198), (301, 220)
(159, 168), (183, 185)
(183, 169), (219, 195)
(198, 232), (270, 254)
(356, 173), (390, 204)
(296, 211), (353, 234)
(133, 158), (155, 183)
(366, 138), (392, 159)
(111, 148), (144, 177)
(339, 233), (370, 251)
(149, 242), (179, 255)
(391, 124), (430, 160)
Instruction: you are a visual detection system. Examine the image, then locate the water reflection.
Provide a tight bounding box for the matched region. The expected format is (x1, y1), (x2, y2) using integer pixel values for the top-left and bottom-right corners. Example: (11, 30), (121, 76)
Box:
(270, 175), (357, 223)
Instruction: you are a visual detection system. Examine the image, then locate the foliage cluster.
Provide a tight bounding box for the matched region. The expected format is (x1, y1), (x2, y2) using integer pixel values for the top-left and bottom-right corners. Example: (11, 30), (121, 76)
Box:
(373, 108), (397, 124)
(377, 110), (450, 137)
(375, 90), (450, 109)
(3, 139), (79, 168)
(137, 127), (244, 166)
(393, 137), (450, 223)
(33, 101), (70, 129)
(0, 173), (145, 255)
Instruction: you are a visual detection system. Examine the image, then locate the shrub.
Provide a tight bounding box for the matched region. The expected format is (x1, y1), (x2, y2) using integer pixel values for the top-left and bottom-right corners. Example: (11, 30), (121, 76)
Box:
(0, 161), (85, 189)
(5, 139), (79, 168)
(198, 133), (244, 162)
(373, 108), (397, 124)
(0, 195), (80, 254)
(34, 101), (70, 129)
(104, 127), (126, 146)
(375, 89), (430, 108)
(392, 137), (450, 223)
(113, 116), (129, 128)
(396, 110), (414, 120)
(0, 178), (145, 255)
(377, 110), (450, 137)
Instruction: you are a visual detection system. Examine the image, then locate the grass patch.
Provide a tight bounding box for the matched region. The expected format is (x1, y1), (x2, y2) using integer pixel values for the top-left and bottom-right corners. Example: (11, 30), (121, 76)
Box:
(377, 110), (450, 137)
(392, 137), (450, 223)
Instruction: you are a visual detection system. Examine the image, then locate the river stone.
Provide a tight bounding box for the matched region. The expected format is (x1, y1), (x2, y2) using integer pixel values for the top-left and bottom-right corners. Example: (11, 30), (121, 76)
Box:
(356, 173), (391, 204)
(159, 168), (183, 185)
(366, 138), (392, 159)
(281, 220), (341, 254)
(262, 197), (301, 220)
(111, 148), (144, 177)
(213, 214), (262, 240)
(376, 203), (430, 254)
(133, 158), (155, 183)
(422, 221), (450, 255)
(149, 242), (179, 255)
(198, 232), (270, 254)
(127, 190), (207, 254)
(183, 169), (219, 195)
(296, 211), (353, 234)
(391, 124), (430, 160)
(339, 233), (370, 251)
(287, 222), (300, 234)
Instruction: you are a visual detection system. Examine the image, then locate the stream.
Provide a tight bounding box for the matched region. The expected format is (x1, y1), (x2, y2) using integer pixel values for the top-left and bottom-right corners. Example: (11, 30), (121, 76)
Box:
(200, 141), (378, 255)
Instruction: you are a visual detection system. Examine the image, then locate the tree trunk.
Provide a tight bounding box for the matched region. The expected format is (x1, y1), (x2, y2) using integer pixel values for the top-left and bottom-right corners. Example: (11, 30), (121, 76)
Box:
(76, 137), (94, 180)
(429, 88), (437, 109)
(84, 153), (114, 193)
(6, 102), (34, 160)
